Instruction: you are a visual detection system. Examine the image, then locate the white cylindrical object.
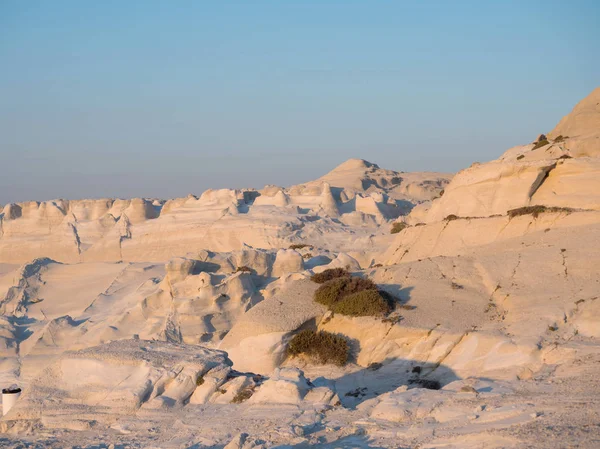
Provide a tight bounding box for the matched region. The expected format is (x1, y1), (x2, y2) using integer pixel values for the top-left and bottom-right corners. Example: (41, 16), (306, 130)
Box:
(2, 388), (21, 416)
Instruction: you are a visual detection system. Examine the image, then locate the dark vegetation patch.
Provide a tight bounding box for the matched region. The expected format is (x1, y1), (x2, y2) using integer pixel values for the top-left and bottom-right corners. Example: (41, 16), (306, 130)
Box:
(451, 282), (464, 290)
(302, 253), (313, 259)
(287, 329), (348, 366)
(391, 222), (408, 234)
(409, 378), (441, 390)
(311, 268), (351, 284)
(558, 154), (572, 159)
(444, 214), (460, 221)
(314, 276), (394, 317)
(439, 189), (445, 197)
(345, 387), (368, 398)
(314, 276), (377, 307)
(554, 135), (567, 143)
(390, 176), (402, 185)
(532, 139), (550, 150)
(235, 266), (253, 273)
(289, 244), (311, 250)
(330, 289), (393, 317)
(231, 388), (254, 403)
(196, 375), (205, 386)
(517, 154), (525, 160)
(507, 205), (575, 219)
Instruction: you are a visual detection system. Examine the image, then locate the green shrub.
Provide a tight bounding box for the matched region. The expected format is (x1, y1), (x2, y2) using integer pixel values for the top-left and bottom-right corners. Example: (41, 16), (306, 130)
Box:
(314, 276), (377, 307)
(330, 289), (393, 317)
(196, 375), (205, 386)
(302, 253), (313, 259)
(311, 268), (351, 284)
(507, 205), (574, 219)
(235, 266), (253, 273)
(391, 222), (408, 234)
(554, 135), (567, 143)
(287, 329), (348, 366)
(532, 139), (550, 150)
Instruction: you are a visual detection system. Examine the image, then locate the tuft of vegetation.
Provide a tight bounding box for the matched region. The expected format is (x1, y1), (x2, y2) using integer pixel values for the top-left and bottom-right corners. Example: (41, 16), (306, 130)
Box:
(302, 253), (313, 259)
(391, 222), (408, 234)
(554, 135), (567, 143)
(460, 385), (478, 394)
(409, 378), (441, 390)
(287, 329), (348, 366)
(196, 375), (205, 386)
(289, 244), (311, 250)
(372, 263), (383, 268)
(235, 266), (253, 273)
(507, 205), (574, 219)
(444, 214), (460, 221)
(532, 139), (550, 150)
(314, 276), (395, 317)
(314, 276), (377, 307)
(517, 154), (525, 160)
(548, 325), (558, 332)
(231, 388), (254, 403)
(439, 189), (445, 197)
(310, 268), (351, 284)
(558, 154), (572, 159)
(451, 282), (464, 290)
(414, 222), (426, 227)
(330, 289), (393, 317)
(390, 176), (402, 185)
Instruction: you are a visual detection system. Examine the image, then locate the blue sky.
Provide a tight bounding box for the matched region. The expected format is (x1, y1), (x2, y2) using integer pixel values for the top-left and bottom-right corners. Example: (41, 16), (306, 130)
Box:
(1, 1), (598, 203)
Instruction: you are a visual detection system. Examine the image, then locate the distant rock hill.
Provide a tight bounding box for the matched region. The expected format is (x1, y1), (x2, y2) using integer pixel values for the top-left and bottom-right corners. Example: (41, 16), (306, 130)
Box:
(0, 161), (450, 264)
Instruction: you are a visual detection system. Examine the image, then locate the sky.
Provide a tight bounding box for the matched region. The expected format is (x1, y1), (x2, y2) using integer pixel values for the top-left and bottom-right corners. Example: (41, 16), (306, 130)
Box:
(1, 1), (599, 203)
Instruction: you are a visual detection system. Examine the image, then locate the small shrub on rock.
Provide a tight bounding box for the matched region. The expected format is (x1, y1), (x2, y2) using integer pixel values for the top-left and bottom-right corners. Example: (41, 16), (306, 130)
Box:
(231, 388), (254, 403)
(391, 222), (408, 234)
(330, 289), (393, 317)
(444, 214), (460, 221)
(311, 268), (351, 284)
(508, 205), (574, 219)
(517, 154), (525, 160)
(314, 276), (377, 307)
(289, 244), (311, 250)
(287, 329), (348, 366)
(532, 139), (550, 150)
(235, 266), (253, 273)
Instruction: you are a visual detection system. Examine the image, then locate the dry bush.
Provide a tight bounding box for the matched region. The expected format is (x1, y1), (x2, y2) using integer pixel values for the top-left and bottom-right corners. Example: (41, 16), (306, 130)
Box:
(330, 289), (393, 317)
(517, 154), (525, 160)
(235, 266), (253, 273)
(391, 222), (408, 234)
(507, 205), (574, 219)
(311, 268), (351, 284)
(287, 329), (348, 366)
(554, 135), (567, 143)
(444, 214), (460, 221)
(532, 139), (550, 150)
(314, 276), (377, 307)
(231, 388), (254, 403)
(289, 244), (311, 250)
